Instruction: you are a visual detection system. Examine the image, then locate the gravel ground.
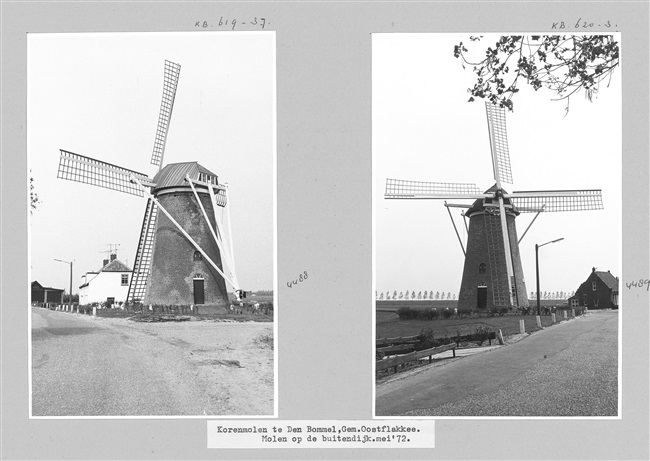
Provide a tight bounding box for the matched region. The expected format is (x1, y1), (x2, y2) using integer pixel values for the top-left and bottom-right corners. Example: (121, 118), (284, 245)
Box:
(91, 315), (275, 416)
(33, 309), (274, 416)
(400, 312), (617, 417)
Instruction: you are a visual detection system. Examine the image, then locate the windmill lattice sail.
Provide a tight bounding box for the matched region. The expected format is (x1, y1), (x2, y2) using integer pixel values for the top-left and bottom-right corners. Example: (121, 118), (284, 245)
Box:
(127, 198), (158, 304)
(151, 60), (181, 168)
(509, 190), (603, 212)
(486, 102), (513, 185)
(385, 178), (482, 198)
(57, 150), (151, 197)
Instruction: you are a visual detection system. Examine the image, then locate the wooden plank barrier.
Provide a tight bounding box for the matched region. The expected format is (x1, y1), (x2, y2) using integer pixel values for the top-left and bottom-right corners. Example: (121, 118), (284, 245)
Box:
(376, 335), (420, 347)
(376, 343), (457, 372)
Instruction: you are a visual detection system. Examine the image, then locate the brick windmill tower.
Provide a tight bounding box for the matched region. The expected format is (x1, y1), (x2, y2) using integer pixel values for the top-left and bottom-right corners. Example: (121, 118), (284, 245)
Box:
(57, 61), (243, 310)
(385, 102), (604, 310)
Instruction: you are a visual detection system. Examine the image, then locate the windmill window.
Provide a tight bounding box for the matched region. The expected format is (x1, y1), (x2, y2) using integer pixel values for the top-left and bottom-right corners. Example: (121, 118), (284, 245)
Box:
(193, 251), (202, 261)
(478, 263), (486, 274)
(121, 274), (129, 285)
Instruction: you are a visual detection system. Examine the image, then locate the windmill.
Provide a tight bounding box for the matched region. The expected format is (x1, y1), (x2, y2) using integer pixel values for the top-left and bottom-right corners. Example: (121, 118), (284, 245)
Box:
(385, 102), (604, 310)
(57, 60), (243, 310)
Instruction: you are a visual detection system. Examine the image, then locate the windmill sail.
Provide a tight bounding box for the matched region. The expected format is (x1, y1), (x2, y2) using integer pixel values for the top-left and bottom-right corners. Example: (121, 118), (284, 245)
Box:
(508, 190), (603, 212)
(57, 150), (152, 196)
(386, 178), (485, 199)
(151, 60), (181, 168)
(127, 198), (158, 304)
(485, 102), (513, 185)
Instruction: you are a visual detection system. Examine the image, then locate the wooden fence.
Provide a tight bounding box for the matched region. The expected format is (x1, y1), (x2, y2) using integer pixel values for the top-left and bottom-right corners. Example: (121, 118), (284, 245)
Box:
(376, 343), (457, 373)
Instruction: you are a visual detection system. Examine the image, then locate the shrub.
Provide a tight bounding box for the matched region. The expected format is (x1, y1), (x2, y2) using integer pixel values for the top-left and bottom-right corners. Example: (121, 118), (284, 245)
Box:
(457, 308), (472, 318)
(397, 306), (412, 319)
(499, 307), (509, 316)
(429, 308), (439, 320)
(416, 327), (437, 351)
(472, 326), (492, 346)
(443, 309), (452, 319)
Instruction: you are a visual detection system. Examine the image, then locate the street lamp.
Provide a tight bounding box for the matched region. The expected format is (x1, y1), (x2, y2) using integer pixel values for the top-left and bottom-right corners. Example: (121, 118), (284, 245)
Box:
(535, 238), (564, 316)
(54, 258), (73, 308)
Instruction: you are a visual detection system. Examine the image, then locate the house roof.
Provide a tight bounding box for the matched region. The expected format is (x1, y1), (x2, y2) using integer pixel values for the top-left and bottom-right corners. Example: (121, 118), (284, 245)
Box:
(100, 259), (132, 273)
(595, 270), (619, 291)
(152, 162), (219, 190)
(31, 280), (64, 292)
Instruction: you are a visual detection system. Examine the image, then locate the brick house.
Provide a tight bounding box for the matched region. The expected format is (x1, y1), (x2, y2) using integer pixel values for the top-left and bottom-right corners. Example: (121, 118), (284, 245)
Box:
(568, 268), (619, 309)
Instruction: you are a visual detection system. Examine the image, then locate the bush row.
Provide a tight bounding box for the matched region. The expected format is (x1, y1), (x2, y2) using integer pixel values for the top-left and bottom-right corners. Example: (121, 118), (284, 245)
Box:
(396, 305), (586, 320)
(416, 325), (494, 350)
(397, 306), (510, 320)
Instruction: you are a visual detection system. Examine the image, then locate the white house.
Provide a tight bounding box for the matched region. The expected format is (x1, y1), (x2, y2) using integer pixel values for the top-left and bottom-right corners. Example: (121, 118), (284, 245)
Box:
(79, 254), (132, 307)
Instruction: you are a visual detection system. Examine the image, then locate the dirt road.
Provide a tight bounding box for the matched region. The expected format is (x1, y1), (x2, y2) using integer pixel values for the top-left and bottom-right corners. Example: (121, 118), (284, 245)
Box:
(32, 307), (274, 417)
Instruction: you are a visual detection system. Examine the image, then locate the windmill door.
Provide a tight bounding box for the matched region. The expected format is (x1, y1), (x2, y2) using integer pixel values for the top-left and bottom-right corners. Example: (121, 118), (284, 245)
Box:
(477, 286), (487, 309)
(193, 277), (205, 304)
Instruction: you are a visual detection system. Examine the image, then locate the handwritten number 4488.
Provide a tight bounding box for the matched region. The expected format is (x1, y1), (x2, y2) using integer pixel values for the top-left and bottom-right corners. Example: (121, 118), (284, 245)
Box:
(287, 271), (308, 288)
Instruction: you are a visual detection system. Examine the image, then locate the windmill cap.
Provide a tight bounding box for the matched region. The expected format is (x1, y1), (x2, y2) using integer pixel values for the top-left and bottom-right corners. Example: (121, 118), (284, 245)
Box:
(152, 162), (219, 191)
(465, 184), (519, 217)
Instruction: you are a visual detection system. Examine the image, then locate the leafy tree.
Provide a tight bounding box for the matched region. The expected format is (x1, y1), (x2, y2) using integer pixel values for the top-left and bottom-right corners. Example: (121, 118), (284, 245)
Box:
(435, 291), (440, 300)
(411, 291), (416, 300)
(452, 293), (456, 300)
(447, 292), (452, 300)
(454, 35), (619, 112)
(423, 291), (428, 300)
(62, 293), (79, 303)
(30, 175), (40, 213)
(429, 290), (434, 299)
(379, 292), (384, 300)
(392, 290), (397, 300)
(405, 290), (410, 300)
(417, 291), (422, 300)
(399, 292), (403, 299)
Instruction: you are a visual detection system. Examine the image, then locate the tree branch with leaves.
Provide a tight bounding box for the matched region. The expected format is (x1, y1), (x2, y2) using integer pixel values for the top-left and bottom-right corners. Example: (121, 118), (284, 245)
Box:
(454, 35), (619, 112)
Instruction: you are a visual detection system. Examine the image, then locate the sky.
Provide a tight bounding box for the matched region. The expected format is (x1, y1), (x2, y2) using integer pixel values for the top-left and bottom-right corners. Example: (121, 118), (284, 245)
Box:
(373, 33), (621, 299)
(28, 32), (275, 293)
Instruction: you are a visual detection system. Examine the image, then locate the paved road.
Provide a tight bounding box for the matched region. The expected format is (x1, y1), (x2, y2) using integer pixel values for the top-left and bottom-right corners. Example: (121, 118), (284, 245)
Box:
(376, 310), (618, 416)
(32, 308), (210, 416)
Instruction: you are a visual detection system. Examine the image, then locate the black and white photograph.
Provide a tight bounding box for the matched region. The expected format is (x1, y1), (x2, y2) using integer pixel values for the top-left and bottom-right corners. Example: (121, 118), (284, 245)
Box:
(28, 32), (276, 417)
(373, 33), (621, 417)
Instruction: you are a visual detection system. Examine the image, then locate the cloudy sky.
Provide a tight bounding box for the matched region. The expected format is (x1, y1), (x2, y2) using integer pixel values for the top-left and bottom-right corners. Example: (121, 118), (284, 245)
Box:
(28, 32), (275, 293)
(373, 33), (621, 299)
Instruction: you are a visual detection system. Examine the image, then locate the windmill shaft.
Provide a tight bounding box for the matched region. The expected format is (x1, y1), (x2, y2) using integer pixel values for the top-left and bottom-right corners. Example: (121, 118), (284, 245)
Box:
(445, 202), (466, 256)
(518, 208), (544, 244)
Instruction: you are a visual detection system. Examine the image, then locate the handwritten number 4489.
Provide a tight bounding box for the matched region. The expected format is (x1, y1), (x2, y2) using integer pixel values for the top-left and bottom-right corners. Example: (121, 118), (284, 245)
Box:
(287, 271), (308, 288)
